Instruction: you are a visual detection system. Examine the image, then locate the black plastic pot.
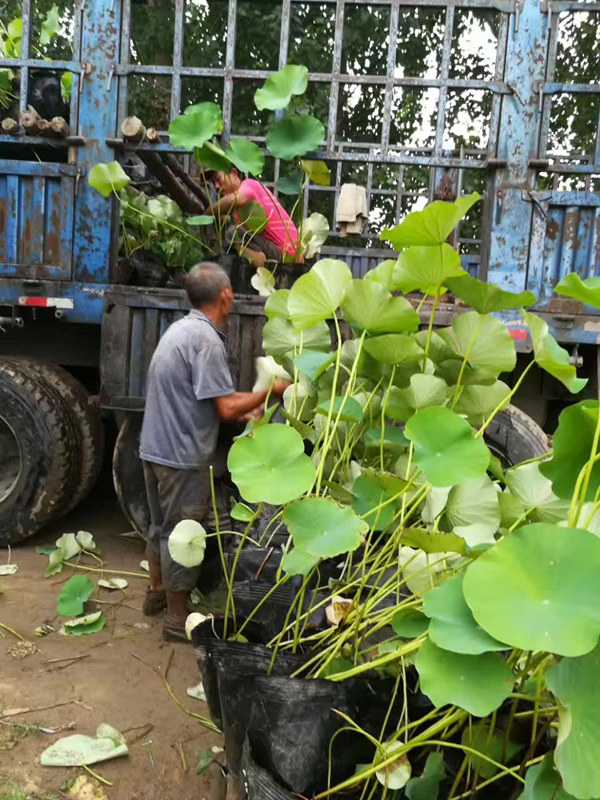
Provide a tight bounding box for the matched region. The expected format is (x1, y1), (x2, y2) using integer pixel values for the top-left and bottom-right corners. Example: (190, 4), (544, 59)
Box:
(241, 739), (295, 800)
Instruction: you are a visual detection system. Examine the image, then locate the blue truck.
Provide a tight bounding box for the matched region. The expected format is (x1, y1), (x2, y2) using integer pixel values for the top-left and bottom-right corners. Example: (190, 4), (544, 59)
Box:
(0, 0), (599, 543)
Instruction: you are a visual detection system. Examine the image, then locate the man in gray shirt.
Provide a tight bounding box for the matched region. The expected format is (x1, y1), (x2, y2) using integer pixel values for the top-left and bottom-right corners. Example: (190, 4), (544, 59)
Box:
(140, 262), (288, 641)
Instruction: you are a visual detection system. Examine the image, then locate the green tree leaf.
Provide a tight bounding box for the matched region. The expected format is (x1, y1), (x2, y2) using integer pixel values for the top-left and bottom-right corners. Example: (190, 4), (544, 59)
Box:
(363, 334), (424, 365)
(392, 244), (466, 295)
(404, 406), (490, 487)
(283, 497), (368, 558)
(415, 637), (513, 716)
(443, 311), (516, 377)
(463, 523), (600, 656)
(88, 162), (130, 198)
(57, 575), (94, 617)
(424, 573), (506, 654)
(522, 311), (587, 393)
(446, 273), (536, 313)
(254, 65), (308, 110)
(546, 643), (600, 799)
(519, 753), (576, 800)
(228, 424), (316, 504)
(266, 115), (324, 160)
(554, 272), (600, 310)
(381, 193), (480, 248)
(540, 400), (600, 502)
(340, 279), (419, 334)
(224, 138), (264, 176)
(288, 259), (352, 329)
(301, 159), (331, 185)
(169, 103), (222, 150)
(405, 752), (445, 800)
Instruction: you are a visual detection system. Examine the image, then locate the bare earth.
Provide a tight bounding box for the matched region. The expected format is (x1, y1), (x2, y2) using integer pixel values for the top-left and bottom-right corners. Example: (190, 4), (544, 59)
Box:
(0, 466), (221, 800)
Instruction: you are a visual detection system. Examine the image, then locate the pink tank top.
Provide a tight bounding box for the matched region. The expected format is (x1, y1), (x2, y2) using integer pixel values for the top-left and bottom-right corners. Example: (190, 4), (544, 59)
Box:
(238, 179), (299, 256)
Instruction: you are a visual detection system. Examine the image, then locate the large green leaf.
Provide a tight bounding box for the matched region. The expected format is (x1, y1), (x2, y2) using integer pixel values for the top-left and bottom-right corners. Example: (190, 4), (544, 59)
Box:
(463, 523), (600, 656)
(40, 723), (128, 766)
(228, 424), (316, 504)
(381, 194), (480, 248)
(519, 754), (576, 800)
(276, 169), (304, 196)
(546, 643), (600, 799)
(364, 259), (398, 291)
(352, 474), (395, 530)
(363, 425), (409, 452)
(404, 406), (490, 487)
(392, 608), (430, 639)
(169, 103), (222, 149)
(63, 610), (107, 636)
(193, 141), (232, 172)
(522, 311), (587, 393)
(88, 162), (130, 198)
(441, 476), (500, 547)
(283, 497), (367, 558)
(387, 374), (448, 422)
(57, 575), (94, 617)
(168, 519), (207, 567)
(504, 463), (569, 523)
(266, 115), (324, 160)
(554, 272), (600, 310)
(446, 273), (536, 313)
(454, 381), (511, 426)
(401, 529), (466, 555)
(288, 259), (352, 329)
(316, 395), (363, 423)
(405, 752), (445, 800)
(254, 65), (308, 110)
(301, 159), (331, 186)
(225, 138), (264, 176)
(415, 637), (513, 716)
(340, 279), (419, 334)
(444, 311), (516, 377)
(294, 350), (335, 381)
(148, 194), (184, 224)
(263, 317), (330, 360)
(392, 244), (466, 295)
(424, 573), (506, 654)
(363, 334), (424, 365)
(264, 289), (290, 320)
(540, 401), (600, 502)
(281, 547), (320, 576)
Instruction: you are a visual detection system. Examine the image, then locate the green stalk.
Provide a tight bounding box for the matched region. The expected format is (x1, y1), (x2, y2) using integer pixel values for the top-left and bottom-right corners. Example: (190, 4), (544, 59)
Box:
(451, 315), (482, 409)
(475, 360), (535, 438)
(223, 502), (262, 637)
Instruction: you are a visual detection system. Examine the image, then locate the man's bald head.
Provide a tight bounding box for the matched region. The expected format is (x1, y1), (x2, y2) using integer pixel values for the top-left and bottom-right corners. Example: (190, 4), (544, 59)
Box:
(185, 262), (232, 309)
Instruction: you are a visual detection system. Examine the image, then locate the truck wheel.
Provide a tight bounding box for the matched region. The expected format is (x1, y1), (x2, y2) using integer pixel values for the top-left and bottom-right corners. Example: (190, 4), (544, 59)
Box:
(113, 414), (150, 536)
(13, 358), (105, 511)
(484, 404), (549, 468)
(0, 360), (78, 544)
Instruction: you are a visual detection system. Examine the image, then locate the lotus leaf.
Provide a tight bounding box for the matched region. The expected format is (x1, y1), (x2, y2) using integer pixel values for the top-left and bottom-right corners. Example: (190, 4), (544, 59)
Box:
(398, 547), (457, 595)
(454, 381), (511, 426)
(364, 259), (398, 291)
(40, 723), (128, 766)
(265, 289), (290, 320)
(446, 273), (536, 313)
(461, 722), (521, 779)
(168, 519), (207, 568)
(263, 316), (330, 360)
(88, 161), (130, 197)
(294, 350), (335, 381)
(387, 374), (448, 422)
(283, 497), (367, 558)
(98, 578), (128, 590)
(252, 356), (291, 392)
(540, 400), (600, 502)
(281, 547), (320, 576)
(392, 608), (429, 638)
(299, 212), (329, 259)
(224, 138), (264, 176)
(266, 115), (324, 160)
(340, 279), (419, 334)
(443, 311), (516, 377)
(381, 193), (480, 248)
(405, 752), (445, 800)
(169, 103), (222, 149)
(404, 406), (490, 487)
(519, 754), (575, 800)
(228, 424), (316, 504)
(375, 743), (411, 790)
(392, 244), (466, 295)
(276, 169), (304, 195)
(554, 272), (600, 310)
(442, 476), (500, 546)
(352, 474), (395, 530)
(0, 564), (17, 575)
(288, 259), (352, 329)
(463, 523), (600, 656)
(301, 159), (330, 185)
(415, 637), (513, 716)
(57, 575), (94, 617)
(522, 311), (587, 393)
(401, 529), (466, 555)
(250, 267), (275, 297)
(63, 611), (106, 636)
(504, 463), (568, 523)
(424, 574), (506, 654)
(230, 501), (255, 522)
(363, 334), (424, 365)
(546, 643), (600, 799)
(254, 65), (308, 110)
(316, 395), (363, 423)
(363, 425), (409, 452)
(194, 141), (231, 172)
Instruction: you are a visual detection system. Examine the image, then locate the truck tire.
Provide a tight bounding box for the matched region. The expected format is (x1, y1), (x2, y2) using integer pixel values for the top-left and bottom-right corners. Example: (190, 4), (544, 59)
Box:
(12, 358), (105, 511)
(113, 414), (150, 536)
(484, 404), (549, 468)
(0, 360), (79, 544)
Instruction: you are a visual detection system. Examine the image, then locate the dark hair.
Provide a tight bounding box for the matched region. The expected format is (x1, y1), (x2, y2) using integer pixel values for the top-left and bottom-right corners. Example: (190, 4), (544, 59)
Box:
(185, 262), (231, 308)
(202, 167), (239, 183)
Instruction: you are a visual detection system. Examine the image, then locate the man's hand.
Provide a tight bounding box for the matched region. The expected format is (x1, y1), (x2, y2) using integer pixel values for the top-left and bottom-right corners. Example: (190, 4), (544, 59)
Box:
(271, 379), (291, 396)
(240, 406), (264, 422)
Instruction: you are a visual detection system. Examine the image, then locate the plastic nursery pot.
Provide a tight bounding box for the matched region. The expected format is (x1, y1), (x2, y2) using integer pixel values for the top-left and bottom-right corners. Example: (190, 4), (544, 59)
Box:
(214, 643), (306, 777)
(241, 739), (295, 800)
(225, 546), (283, 585)
(246, 675), (369, 797)
(275, 261), (309, 290)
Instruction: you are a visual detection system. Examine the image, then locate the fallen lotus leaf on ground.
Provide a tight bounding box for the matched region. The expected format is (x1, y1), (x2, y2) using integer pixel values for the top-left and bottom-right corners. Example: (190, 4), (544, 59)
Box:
(186, 682), (207, 701)
(40, 723), (128, 766)
(0, 564), (18, 575)
(98, 578), (128, 590)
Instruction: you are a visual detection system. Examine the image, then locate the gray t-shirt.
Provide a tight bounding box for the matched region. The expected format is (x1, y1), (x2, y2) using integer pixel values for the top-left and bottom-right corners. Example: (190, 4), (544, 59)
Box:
(140, 309), (235, 469)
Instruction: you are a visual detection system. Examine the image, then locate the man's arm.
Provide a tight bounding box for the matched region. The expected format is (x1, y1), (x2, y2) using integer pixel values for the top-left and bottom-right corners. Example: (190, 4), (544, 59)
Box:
(214, 380), (289, 422)
(207, 189), (249, 218)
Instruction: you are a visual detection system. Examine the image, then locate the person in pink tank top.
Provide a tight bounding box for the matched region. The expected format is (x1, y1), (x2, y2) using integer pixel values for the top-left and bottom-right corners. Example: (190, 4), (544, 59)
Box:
(205, 168), (300, 268)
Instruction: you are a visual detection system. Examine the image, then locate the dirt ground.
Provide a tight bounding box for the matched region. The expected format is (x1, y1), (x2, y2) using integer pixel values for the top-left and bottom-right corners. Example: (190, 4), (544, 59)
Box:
(0, 464), (223, 800)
